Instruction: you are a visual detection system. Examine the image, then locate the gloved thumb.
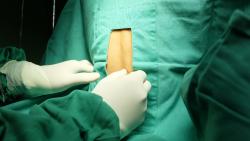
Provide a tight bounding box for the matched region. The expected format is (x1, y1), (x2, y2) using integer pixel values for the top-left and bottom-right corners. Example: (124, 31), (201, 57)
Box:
(127, 70), (147, 82)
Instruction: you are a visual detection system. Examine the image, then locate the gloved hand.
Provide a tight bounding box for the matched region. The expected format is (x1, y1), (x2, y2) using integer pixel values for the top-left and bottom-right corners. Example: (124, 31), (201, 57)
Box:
(0, 60), (100, 97)
(92, 69), (151, 137)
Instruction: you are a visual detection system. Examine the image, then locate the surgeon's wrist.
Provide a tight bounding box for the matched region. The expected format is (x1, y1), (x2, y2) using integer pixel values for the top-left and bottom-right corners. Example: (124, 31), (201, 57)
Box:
(100, 97), (132, 139)
(0, 61), (25, 95)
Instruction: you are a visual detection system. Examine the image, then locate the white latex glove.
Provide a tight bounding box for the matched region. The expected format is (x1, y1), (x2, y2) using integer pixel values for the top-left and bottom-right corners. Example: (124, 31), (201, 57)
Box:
(92, 69), (151, 137)
(0, 60), (100, 97)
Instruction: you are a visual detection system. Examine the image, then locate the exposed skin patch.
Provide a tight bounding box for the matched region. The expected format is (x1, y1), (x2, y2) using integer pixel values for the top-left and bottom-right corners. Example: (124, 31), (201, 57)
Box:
(106, 29), (133, 74)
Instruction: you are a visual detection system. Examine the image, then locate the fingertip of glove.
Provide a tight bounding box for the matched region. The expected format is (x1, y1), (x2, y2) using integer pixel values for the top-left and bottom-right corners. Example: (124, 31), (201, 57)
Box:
(143, 80), (151, 92)
(93, 72), (101, 79)
(128, 70), (147, 82)
(87, 72), (100, 81)
(88, 65), (95, 72)
(80, 60), (94, 72)
(80, 60), (92, 66)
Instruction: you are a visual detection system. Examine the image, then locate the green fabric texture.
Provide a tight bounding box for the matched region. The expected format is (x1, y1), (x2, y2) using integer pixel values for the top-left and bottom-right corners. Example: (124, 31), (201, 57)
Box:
(0, 47), (26, 105)
(182, 10), (250, 141)
(43, 0), (204, 140)
(0, 90), (120, 141)
(43, 0), (250, 140)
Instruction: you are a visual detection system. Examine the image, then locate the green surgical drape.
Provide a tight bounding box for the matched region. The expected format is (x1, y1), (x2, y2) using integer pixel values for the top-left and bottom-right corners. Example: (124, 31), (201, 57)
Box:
(43, 0), (250, 140)
(182, 10), (250, 141)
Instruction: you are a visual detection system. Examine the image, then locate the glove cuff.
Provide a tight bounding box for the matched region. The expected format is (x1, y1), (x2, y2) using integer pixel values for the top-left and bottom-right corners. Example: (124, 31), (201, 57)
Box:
(5, 61), (27, 95)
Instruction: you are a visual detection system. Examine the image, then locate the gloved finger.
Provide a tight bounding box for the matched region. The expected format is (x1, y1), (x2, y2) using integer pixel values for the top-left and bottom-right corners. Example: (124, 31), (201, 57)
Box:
(107, 69), (127, 79)
(64, 60), (94, 73)
(139, 80), (151, 101)
(143, 80), (151, 93)
(128, 70), (147, 82)
(70, 60), (94, 73)
(77, 60), (94, 72)
(72, 72), (100, 84)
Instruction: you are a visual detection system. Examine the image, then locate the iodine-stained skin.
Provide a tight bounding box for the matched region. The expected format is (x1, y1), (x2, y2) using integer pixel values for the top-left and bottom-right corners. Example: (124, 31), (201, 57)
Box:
(106, 29), (133, 74)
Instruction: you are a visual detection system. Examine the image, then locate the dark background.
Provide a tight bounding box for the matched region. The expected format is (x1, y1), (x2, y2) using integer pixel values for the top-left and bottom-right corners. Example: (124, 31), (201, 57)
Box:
(0, 0), (67, 64)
